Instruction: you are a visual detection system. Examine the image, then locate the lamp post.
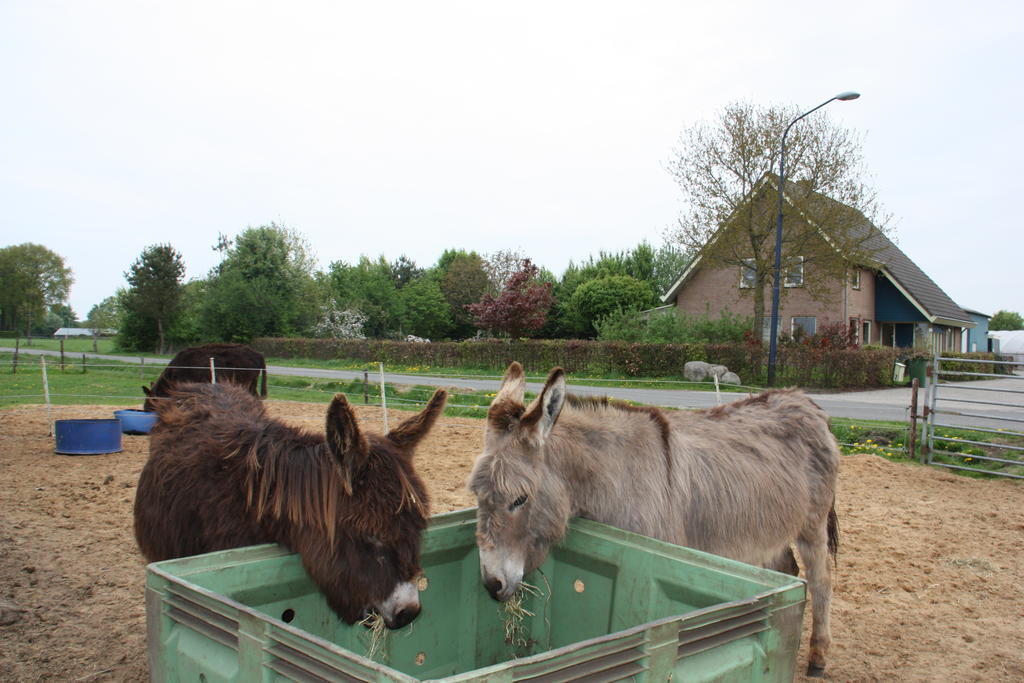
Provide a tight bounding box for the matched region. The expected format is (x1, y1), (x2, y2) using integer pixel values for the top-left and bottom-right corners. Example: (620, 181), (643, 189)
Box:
(766, 91), (860, 387)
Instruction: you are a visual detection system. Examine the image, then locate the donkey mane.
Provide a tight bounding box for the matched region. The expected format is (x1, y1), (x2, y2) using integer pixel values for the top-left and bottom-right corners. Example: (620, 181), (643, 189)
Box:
(157, 389), (350, 546)
(567, 393), (672, 449)
(563, 393), (673, 472)
(157, 386), (427, 547)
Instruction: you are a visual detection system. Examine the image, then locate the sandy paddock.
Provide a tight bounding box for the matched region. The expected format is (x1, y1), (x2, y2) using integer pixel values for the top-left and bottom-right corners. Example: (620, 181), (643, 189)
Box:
(1, 400), (1023, 681)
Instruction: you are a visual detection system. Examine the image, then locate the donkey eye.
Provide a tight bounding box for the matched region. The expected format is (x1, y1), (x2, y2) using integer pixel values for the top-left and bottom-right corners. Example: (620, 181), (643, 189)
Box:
(509, 494), (528, 511)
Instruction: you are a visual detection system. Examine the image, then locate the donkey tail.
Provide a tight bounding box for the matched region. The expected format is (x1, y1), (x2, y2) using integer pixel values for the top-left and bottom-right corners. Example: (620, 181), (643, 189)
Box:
(827, 502), (840, 563)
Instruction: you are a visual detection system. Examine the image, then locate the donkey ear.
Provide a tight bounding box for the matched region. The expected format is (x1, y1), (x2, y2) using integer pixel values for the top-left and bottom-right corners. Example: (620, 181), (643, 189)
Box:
(142, 385), (152, 397)
(494, 361), (526, 405)
(522, 367), (566, 437)
(326, 393), (369, 493)
(387, 388), (448, 452)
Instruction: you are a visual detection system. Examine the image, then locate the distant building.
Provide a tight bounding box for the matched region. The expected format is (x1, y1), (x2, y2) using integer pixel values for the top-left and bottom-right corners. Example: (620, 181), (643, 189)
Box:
(962, 309), (991, 353)
(661, 176), (974, 352)
(53, 328), (117, 338)
(990, 330), (1024, 365)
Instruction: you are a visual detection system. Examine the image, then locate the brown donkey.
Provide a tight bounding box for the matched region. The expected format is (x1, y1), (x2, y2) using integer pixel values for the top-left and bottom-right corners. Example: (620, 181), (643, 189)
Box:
(135, 381), (447, 629)
(142, 343), (267, 411)
(469, 362), (839, 676)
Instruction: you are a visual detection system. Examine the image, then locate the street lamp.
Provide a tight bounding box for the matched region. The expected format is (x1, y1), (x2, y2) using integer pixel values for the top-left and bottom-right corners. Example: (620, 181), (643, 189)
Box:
(766, 91), (860, 387)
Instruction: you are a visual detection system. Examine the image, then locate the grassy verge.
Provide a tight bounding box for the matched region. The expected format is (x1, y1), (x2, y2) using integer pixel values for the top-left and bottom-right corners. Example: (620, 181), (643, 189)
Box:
(830, 417), (1024, 478)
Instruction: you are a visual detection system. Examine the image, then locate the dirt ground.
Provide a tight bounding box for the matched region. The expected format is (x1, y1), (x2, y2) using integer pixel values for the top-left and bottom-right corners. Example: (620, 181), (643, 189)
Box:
(1, 400), (1023, 682)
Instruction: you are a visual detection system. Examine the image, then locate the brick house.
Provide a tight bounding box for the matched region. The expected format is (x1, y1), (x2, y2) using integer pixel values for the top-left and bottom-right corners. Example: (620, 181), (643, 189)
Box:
(661, 181), (973, 353)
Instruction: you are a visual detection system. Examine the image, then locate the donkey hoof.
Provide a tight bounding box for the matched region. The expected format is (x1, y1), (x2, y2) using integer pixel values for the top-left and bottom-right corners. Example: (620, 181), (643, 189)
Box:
(806, 663), (826, 678)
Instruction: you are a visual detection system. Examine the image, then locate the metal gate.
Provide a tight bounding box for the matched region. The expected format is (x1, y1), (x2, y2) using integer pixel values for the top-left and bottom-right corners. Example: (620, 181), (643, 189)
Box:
(924, 356), (1024, 478)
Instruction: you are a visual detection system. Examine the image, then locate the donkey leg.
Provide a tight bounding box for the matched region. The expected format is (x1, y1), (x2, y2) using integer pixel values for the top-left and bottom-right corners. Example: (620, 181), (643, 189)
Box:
(796, 519), (833, 677)
(767, 545), (800, 576)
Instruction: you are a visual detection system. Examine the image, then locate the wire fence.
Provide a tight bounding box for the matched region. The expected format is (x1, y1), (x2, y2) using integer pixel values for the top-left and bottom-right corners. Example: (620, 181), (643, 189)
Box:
(1, 350), (922, 457)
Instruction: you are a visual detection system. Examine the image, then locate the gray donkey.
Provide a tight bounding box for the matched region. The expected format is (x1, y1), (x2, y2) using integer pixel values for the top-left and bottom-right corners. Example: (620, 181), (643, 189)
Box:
(469, 362), (840, 676)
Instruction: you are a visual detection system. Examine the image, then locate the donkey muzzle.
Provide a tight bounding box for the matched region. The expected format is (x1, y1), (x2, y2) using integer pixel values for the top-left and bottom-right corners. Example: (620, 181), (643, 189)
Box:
(377, 580), (421, 629)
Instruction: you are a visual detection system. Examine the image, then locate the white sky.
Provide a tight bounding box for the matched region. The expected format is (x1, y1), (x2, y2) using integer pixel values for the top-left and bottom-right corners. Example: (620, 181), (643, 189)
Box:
(1, 1), (1021, 319)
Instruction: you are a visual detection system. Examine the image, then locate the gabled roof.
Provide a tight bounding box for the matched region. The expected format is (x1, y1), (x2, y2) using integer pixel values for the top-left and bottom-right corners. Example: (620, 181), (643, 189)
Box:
(662, 177), (973, 327)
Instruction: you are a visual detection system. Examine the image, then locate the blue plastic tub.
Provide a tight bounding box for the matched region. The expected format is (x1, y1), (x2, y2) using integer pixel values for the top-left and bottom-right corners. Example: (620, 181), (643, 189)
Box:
(54, 419), (123, 455)
(114, 409), (158, 435)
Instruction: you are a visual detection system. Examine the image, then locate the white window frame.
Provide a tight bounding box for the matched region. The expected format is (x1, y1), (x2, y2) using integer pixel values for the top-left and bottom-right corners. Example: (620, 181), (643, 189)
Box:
(784, 256), (805, 287)
(739, 258), (755, 289)
(791, 316), (817, 336)
(850, 269), (861, 290)
(862, 320), (871, 345)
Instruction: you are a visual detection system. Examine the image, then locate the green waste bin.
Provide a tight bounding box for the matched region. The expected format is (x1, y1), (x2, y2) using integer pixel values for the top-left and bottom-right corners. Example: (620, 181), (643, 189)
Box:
(907, 357), (929, 387)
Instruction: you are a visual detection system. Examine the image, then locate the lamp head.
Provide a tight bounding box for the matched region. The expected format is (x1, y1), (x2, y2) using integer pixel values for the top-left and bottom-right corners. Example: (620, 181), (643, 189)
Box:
(836, 91), (861, 101)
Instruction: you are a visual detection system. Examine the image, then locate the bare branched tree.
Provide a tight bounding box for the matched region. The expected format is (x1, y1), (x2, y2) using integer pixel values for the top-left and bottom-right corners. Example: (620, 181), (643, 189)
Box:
(667, 101), (890, 336)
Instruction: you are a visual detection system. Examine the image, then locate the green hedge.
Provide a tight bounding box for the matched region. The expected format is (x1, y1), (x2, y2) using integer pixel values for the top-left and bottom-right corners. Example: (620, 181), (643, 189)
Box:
(934, 351), (1014, 378)
(255, 337), (912, 389)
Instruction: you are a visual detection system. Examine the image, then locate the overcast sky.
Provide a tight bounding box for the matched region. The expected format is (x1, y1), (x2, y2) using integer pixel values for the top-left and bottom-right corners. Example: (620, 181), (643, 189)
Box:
(2, 1), (1021, 320)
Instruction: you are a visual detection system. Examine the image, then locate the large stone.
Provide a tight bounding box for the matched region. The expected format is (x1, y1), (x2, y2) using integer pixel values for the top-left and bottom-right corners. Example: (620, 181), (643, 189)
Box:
(707, 364), (729, 379)
(683, 361), (712, 382)
(720, 371), (742, 386)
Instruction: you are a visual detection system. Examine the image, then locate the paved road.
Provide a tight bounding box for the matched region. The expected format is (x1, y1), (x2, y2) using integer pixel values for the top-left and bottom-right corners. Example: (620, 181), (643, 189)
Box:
(4, 347), (1021, 429)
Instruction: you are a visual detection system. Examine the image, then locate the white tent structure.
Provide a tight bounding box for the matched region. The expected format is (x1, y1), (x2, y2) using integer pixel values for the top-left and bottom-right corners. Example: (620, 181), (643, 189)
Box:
(989, 330), (1024, 365)
(52, 327), (116, 338)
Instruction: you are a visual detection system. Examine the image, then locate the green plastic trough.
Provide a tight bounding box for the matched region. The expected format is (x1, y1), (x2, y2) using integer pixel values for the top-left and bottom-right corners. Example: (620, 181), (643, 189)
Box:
(144, 509), (806, 682)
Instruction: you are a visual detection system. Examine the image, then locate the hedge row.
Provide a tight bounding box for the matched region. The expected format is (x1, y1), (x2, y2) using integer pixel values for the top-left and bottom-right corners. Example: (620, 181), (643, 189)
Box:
(254, 337), (915, 389)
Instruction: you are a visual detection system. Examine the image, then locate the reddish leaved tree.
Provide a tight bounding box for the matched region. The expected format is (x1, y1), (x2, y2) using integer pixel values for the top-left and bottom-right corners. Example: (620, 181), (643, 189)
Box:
(467, 260), (554, 338)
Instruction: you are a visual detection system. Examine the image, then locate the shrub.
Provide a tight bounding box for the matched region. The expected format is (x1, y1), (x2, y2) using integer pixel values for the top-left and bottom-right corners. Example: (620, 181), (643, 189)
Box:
(596, 309), (751, 344)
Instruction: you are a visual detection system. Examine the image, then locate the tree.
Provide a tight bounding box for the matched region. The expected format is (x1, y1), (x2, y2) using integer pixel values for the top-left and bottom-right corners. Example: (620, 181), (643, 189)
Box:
(389, 255), (423, 290)
(399, 276), (452, 339)
(0, 243), (73, 338)
(989, 310), (1024, 331)
(467, 259), (555, 338)
(438, 250), (489, 339)
(667, 101), (887, 338)
(483, 248), (529, 294)
(200, 224), (320, 342)
(327, 256), (405, 338)
(86, 295), (122, 352)
(651, 242), (692, 297)
(121, 244), (185, 352)
(569, 275), (655, 337)
(311, 304), (368, 339)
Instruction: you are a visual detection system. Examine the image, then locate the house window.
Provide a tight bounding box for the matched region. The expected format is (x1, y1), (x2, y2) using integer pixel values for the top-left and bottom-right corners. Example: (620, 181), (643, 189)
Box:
(850, 269), (861, 290)
(792, 316), (816, 336)
(784, 256), (804, 287)
(740, 259), (755, 289)
(862, 320), (871, 345)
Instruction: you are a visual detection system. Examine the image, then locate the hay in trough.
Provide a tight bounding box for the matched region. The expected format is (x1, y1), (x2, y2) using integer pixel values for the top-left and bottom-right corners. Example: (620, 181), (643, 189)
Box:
(358, 612), (388, 661)
(501, 580), (542, 649)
